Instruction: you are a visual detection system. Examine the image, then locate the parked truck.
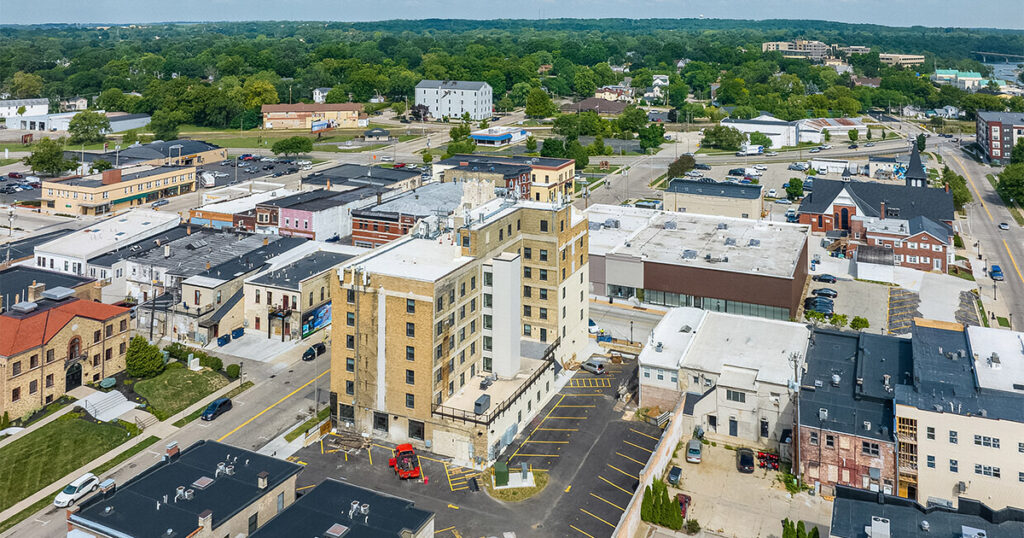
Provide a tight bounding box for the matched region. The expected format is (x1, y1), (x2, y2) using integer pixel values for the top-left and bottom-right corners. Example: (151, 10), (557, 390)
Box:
(735, 144), (764, 156)
(200, 171), (216, 187)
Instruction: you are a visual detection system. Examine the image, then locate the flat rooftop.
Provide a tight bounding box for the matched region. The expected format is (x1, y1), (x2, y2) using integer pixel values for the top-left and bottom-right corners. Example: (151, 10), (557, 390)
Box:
(88, 225), (193, 268)
(57, 165), (185, 188)
(71, 440), (302, 538)
(463, 196), (585, 231)
(966, 325), (1024, 393)
(129, 232), (283, 278)
(357, 181), (466, 218)
(195, 188), (296, 215)
(36, 210), (180, 260)
(0, 228), (74, 262)
(584, 204), (809, 279)
(182, 236), (307, 288)
(449, 162), (531, 179)
(443, 356), (546, 413)
(348, 235), (473, 282)
(439, 154), (574, 169)
(249, 251), (356, 291)
(0, 266), (94, 308)
(638, 307), (706, 370)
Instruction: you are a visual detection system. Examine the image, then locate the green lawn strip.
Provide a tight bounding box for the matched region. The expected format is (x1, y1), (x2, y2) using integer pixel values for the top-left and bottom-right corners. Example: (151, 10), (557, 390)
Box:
(986, 174), (1024, 226)
(172, 380), (253, 427)
(977, 297), (990, 328)
(89, 435), (160, 476)
(649, 172), (669, 190)
(0, 158), (20, 166)
(0, 414), (130, 513)
(582, 164), (620, 174)
(998, 316), (1011, 328)
(948, 267), (975, 281)
(134, 367), (229, 422)
(284, 407), (331, 443)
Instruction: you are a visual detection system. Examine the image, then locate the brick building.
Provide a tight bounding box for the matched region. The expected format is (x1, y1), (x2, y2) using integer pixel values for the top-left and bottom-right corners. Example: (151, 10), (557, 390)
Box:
(847, 214), (953, 272)
(261, 102), (364, 130)
(432, 155), (576, 203)
(443, 162), (532, 199)
(0, 290), (130, 419)
(976, 111), (1024, 165)
(350, 181), (491, 248)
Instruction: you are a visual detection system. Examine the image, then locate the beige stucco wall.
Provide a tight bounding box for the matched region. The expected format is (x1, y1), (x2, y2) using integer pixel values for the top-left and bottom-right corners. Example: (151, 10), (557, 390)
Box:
(663, 191), (763, 219)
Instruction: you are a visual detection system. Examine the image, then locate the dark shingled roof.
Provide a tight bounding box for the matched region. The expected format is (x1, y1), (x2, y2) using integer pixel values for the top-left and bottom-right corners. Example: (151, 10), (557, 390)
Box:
(799, 329), (911, 442)
(908, 216), (953, 243)
(438, 154), (574, 169)
(71, 440), (302, 538)
(1, 228), (74, 262)
(830, 485), (1024, 538)
(308, 164), (420, 189)
(796, 179), (954, 223)
(905, 144), (927, 182)
(250, 251), (355, 291)
(856, 245), (895, 265)
(0, 266), (94, 309)
(666, 177), (763, 200)
(450, 162), (531, 179)
(251, 479), (433, 538)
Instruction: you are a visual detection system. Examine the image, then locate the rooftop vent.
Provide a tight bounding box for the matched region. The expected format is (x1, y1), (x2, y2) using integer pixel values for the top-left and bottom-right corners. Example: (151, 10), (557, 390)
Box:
(748, 239), (761, 247)
(818, 408), (828, 421)
(191, 476), (214, 490)
(831, 374), (841, 387)
(41, 287), (75, 301)
(663, 220), (677, 230)
(325, 523), (350, 538)
(682, 249), (698, 259)
(717, 222), (728, 230)
(11, 301), (38, 313)
(863, 421), (872, 431)
(920, 520), (929, 532)
(724, 237), (736, 246)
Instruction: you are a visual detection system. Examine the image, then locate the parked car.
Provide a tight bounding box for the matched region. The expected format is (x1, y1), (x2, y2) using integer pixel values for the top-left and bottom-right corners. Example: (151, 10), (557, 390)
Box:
(694, 163), (712, 170)
(686, 439), (703, 463)
(774, 199), (792, 205)
(990, 265), (1004, 281)
(848, 144), (859, 149)
(296, 160), (311, 165)
(389, 444), (422, 479)
(587, 319), (602, 334)
(865, 142), (875, 147)
(213, 171), (229, 178)
(581, 360), (606, 375)
(301, 165), (312, 171)
(272, 171), (285, 177)
(821, 144), (833, 150)
(303, 342), (327, 361)
(765, 151), (778, 156)
(753, 164), (768, 171)
(736, 448), (755, 473)
(728, 168), (746, 176)
(999, 222), (1010, 230)
(201, 397), (232, 421)
(151, 199), (169, 208)
(812, 274), (837, 283)
(767, 189), (777, 197)
(809, 148), (821, 153)
(667, 466), (682, 485)
(684, 171), (702, 177)
(677, 493), (692, 518)
(53, 473), (99, 508)
(812, 288), (838, 298)
(7, 172), (24, 179)
(381, 155), (394, 162)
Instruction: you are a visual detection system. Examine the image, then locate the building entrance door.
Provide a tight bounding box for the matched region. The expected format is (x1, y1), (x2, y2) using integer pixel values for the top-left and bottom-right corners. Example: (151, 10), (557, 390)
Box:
(66, 362), (82, 391)
(729, 418), (738, 437)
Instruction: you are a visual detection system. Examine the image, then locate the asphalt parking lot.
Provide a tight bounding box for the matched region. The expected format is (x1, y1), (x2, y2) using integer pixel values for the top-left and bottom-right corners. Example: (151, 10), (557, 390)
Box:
(289, 355), (664, 538)
(808, 278), (889, 332)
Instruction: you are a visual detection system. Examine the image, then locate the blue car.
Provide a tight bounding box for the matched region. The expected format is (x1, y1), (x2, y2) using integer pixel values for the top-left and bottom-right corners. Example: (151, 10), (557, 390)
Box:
(201, 398), (232, 421)
(990, 265), (1004, 281)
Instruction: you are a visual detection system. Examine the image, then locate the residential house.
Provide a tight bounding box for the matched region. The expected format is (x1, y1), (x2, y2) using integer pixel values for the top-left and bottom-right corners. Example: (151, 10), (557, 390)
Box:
(59, 96), (88, 112)
(312, 87), (332, 104)
(594, 85), (633, 102)
(414, 80), (492, 121)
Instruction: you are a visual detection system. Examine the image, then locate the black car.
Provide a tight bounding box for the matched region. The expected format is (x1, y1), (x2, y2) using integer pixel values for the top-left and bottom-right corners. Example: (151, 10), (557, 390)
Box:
(812, 288), (838, 298)
(812, 274), (837, 283)
(201, 398), (232, 421)
(286, 167), (299, 174)
(302, 342), (327, 361)
(728, 168), (746, 176)
(805, 299), (834, 309)
(848, 144), (859, 149)
(694, 163), (712, 170)
(399, 117), (411, 124)
(736, 448), (755, 473)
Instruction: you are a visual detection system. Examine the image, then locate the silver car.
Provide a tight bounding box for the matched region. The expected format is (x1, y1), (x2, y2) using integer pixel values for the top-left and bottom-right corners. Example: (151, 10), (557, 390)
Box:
(686, 439), (703, 463)
(580, 360), (606, 375)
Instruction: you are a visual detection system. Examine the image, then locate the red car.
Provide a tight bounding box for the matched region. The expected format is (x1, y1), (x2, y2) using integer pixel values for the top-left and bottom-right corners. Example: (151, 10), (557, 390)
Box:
(7, 172), (24, 179)
(677, 493), (691, 518)
(388, 444), (421, 479)
(393, 163), (406, 169)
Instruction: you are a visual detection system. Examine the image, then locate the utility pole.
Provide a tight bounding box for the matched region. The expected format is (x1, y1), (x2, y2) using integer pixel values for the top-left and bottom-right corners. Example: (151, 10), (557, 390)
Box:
(149, 264), (158, 340)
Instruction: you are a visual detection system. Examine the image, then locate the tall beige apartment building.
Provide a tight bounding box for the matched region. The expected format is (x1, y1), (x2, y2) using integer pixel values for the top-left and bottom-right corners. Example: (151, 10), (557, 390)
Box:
(330, 197), (589, 464)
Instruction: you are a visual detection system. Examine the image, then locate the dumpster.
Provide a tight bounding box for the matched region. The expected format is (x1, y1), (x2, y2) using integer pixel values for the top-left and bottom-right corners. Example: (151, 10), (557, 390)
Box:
(217, 334), (231, 347)
(231, 327), (244, 339)
(494, 461), (508, 487)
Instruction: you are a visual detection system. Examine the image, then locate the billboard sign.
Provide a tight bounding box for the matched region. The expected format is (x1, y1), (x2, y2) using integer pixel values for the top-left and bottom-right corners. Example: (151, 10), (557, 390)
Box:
(311, 120), (330, 133)
(301, 301), (332, 338)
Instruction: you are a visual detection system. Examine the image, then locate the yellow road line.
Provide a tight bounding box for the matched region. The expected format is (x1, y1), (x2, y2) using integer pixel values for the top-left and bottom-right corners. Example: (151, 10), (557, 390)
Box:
(616, 451), (646, 465)
(598, 475), (633, 495)
(367, 448), (372, 466)
(949, 153), (992, 221)
(606, 463), (637, 479)
(417, 454), (448, 464)
(537, 427), (578, 431)
(451, 486), (469, 491)
(526, 440), (569, 444)
(1003, 239), (1024, 285)
(372, 443), (393, 451)
(590, 492), (625, 511)
(508, 394), (565, 462)
(556, 405), (596, 408)
(547, 416), (587, 419)
(569, 525), (595, 537)
(296, 484), (316, 491)
(563, 393), (604, 397)
(580, 508), (616, 528)
(217, 370), (329, 441)
(623, 440), (653, 453)
(447, 503), (459, 509)
(435, 526), (456, 534)
(629, 428), (660, 441)
(511, 453), (560, 457)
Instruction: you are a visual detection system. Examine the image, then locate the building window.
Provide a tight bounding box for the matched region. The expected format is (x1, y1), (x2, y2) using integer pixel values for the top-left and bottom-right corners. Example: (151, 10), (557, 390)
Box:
(974, 435), (999, 448)
(248, 514), (258, 534)
(407, 299), (415, 313)
(826, 435), (835, 448)
(523, 324), (532, 336)
(47, 350), (54, 362)
(346, 358), (354, 372)
(926, 455), (935, 468)
(346, 335), (354, 349)
(484, 293), (492, 307)
(406, 323), (415, 337)
(405, 393), (415, 409)
(539, 250), (548, 261)
(120, 319), (127, 331)
(809, 431), (818, 445)
(524, 305), (532, 317)
(523, 247), (532, 259)
(406, 370), (415, 384)
(926, 427), (934, 440)
(484, 272), (492, 286)
(409, 420), (425, 441)
(347, 312), (355, 326)
(540, 220), (548, 232)
(539, 288), (548, 300)
(539, 308), (548, 320)
(483, 314), (492, 329)
(406, 346), (415, 361)
(725, 390), (746, 403)
(11, 361), (21, 376)
(949, 431), (958, 444)
(974, 465), (1000, 478)
(861, 442), (880, 456)
(471, 276), (476, 290)
(950, 459), (958, 473)
(345, 380), (354, 395)
(29, 380), (38, 394)
(524, 267), (532, 279)
(347, 289), (355, 303)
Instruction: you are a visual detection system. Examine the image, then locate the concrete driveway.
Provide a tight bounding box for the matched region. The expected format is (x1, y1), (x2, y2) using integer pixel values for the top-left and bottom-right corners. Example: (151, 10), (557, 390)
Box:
(670, 443), (831, 538)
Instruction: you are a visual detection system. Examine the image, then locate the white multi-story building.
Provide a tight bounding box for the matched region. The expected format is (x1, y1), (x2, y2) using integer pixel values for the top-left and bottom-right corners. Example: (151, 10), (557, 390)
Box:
(414, 80), (492, 121)
(0, 98), (48, 119)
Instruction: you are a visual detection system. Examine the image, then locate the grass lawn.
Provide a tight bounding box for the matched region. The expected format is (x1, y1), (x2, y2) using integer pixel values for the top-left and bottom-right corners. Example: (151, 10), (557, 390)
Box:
(134, 367), (229, 421)
(284, 406), (331, 442)
(0, 413), (130, 513)
(483, 470), (549, 501)
(0, 158), (20, 166)
(172, 380), (254, 427)
(998, 316), (1011, 328)
(582, 164), (620, 174)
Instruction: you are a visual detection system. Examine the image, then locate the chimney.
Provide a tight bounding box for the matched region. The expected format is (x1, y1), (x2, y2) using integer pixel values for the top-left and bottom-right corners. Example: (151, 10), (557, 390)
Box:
(945, 182), (950, 193)
(263, 237), (268, 246)
(163, 245), (171, 258)
(27, 281), (45, 302)
(101, 168), (122, 185)
(186, 225), (192, 235)
(257, 471), (269, 490)
(198, 509), (213, 530)
(376, 192), (382, 205)
(165, 441), (180, 460)
(880, 201), (885, 220)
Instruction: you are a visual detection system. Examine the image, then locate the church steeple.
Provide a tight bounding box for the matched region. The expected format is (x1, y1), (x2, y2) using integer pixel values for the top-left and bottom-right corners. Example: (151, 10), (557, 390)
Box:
(905, 144), (927, 188)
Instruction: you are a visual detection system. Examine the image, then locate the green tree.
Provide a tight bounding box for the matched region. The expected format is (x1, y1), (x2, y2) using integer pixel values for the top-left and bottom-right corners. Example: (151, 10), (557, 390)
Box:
(391, 101), (406, 116)
(1011, 139), (1024, 165)
(92, 160), (114, 172)
(525, 136), (537, 153)
(23, 137), (75, 176)
(125, 336), (165, 379)
(866, 128), (873, 140)
(525, 88), (556, 117)
(540, 137), (566, 158)
(929, 116), (945, 129)
(942, 166), (972, 211)
(150, 109), (187, 141)
(68, 110), (111, 145)
(830, 314), (849, 329)
(96, 88), (127, 112)
(478, 118), (489, 129)
(805, 310), (827, 325)
(618, 105), (648, 133)
(573, 68), (598, 98)
(701, 125), (745, 151)
(916, 134), (927, 152)
(748, 131), (772, 149)
(271, 136), (313, 156)
(848, 129), (859, 143)
(850, 316), (870, 330)
(638, 123), (665, 152)
(786, 177), (804, 200)
(824, 130), (831, 142)
(325, 87), (349, 104)
(668, 155), (696, 178)
(242, 78), (279, 109)
(797, 520), (808, 538)
(10, 71), (44, 98)
(422, 152), (433, 165)
(641, 485), (653, 521)
(808, 527), (820, 538)
(996, 164), (1024, 204)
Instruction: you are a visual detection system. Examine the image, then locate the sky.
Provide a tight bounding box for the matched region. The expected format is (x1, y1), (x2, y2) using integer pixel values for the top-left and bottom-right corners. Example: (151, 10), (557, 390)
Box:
(6, 0), (1023, 29)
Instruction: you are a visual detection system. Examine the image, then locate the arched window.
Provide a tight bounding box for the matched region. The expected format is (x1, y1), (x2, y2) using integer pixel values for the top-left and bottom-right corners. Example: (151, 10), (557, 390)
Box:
(68, 337), (82, 359)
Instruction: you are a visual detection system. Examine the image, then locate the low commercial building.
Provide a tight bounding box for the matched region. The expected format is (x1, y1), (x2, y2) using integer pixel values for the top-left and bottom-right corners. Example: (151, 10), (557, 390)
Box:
(70, 139), (226, 169)
(0, 98), (48, 119)
(66, 440), (303, 538)
(0, 291), (130, 418)
(443, 162), (532, 198)
(721, 114), (800, 148)
(12, 110), (150, 134)
(976, 111), (1024, 165)
(261, 102), (363, 130)
(332, 196), (589, 463)
(433, 154), (576, 203)
(250, 479), (434, 538)
(414, 80), (492, 121)
(663, 178), (763, 218)
(42, 166), (196, 215)
(85, 225), (193, 303)
(799, 117), (869, 143)
(639, 307), (808, 455)
(34, 210), (180, 277)
(363, 127), (390, 142)
(244, 247), (363, 341)
(351, 181), (489, 248)
(829, 485), (1024, 538)
(797, 328), (906, 496)
(306, 163), (422, 193)
(878, 53), (926, 68)
(0, 267), (99, 311)
(469, 126), (528, 148)
(190, 188), (296, 229)
(277, 188), (384, 241)
(585, 204), (809, 320)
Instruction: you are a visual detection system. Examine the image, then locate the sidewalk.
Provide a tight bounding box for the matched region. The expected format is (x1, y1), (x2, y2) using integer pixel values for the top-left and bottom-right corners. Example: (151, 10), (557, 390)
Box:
(0, 379), (241, 524)
(0, 386), (96, 451)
